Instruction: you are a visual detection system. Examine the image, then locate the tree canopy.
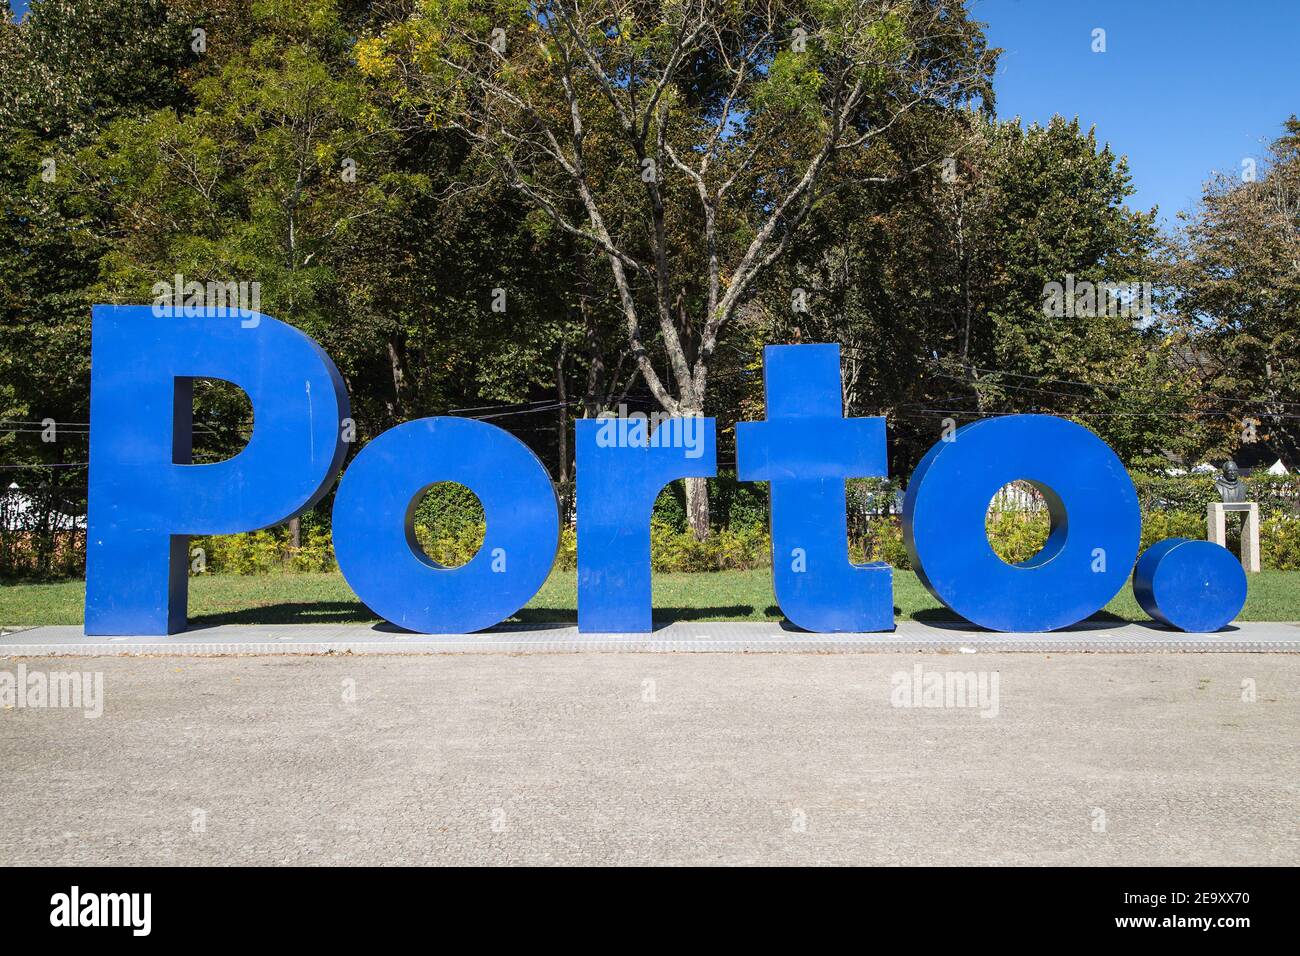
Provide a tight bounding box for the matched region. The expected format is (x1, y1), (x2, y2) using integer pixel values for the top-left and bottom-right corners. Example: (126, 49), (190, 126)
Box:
(0, 0), (1294, 539)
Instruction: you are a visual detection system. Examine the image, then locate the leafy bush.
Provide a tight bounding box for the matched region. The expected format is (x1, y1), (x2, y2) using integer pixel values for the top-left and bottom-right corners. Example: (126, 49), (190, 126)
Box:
(287, 523), (336, 572)
(1139, 510), (1207, 552)
(649, 473), (769, 532)
(650, 485), (687, 532)
(982, 512), (1050, 565)
(555, 527), (577, 570)
(710, 477), (769, 531)
(410, 482), (486, 539)
(0, 531), (85, 580)
(62, 473), (1300, 579)
(0, 484), (88, 580)
(1261, 514), (1300, 570)
(195, 529), (285, 575)
(850, 516), (911, 569)
(649, 521), (769, 572)
(411, 521), (485, 567)
(1246, 475), (1300, 516)
(1133, 473), (1299, 517)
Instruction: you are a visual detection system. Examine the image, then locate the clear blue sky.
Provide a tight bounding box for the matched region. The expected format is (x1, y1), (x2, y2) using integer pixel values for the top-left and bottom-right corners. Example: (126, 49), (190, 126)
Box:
(9, 0), (1297, 224)
(975, 0), (1300, 226)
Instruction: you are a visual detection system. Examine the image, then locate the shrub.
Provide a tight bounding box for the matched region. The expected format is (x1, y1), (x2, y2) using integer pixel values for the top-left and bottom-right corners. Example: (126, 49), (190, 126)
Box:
(983, 512), (1051, 565)
(1139, 510), (1206, 552)
(0, 531), (85, 580)
(287, 523), (335, 572)
(651, 485), (687, 532)
(0, 483), (88, 580)
(412, 521), (486, 567)
(410, 482), (486, 539)
(1132, 473), (1299, 518)
(710, 477), (768, 531)
(1246, 474), (1300, 516)
(650, 473), (772, 532)
(194, 529), (285, 575)
(851, 516), (911, 569)
(1261, 514), (1300, 570)
(25, 471), (1299, 580)
(555, 527), (577, 571)
(649, 521), (770, 572)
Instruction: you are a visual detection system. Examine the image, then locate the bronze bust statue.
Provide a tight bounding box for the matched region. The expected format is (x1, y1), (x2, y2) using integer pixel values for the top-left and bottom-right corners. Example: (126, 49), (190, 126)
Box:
(1214, 460), (1248, 503)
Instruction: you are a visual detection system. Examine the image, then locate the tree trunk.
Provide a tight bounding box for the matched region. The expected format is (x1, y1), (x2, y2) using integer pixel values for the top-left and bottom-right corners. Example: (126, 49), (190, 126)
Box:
(556, 338), (570, 483)
(288, 515), (301, 550)
(684, 476), (709, 540)
(386, 334), (407, 421)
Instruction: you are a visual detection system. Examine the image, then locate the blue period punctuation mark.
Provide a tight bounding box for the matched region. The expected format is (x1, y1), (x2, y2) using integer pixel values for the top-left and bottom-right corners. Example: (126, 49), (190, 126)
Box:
(1133, 538), (1247, 633)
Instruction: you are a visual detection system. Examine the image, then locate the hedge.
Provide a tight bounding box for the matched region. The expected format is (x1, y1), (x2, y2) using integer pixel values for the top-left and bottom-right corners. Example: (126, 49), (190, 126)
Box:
(1133, 473), (1298, 517)
(182, 509), (1300, 576)
(5, 474), (1299, 579)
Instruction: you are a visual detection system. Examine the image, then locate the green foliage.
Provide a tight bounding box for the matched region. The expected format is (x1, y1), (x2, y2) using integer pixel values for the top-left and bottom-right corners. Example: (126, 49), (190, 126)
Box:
(0, 0), (194, 482)
(1162, 117), (1300, 466)
(851, 516), (910, 570)
(753, 49), (824, 119)
(197, 530), (285, 575)
(767, 112), (1186, 474)
(0, 532), (85, 580)
(1133, 473), (1299, 518)
(651, 474), (769, 533)
(288, 523), (337, 572)
(983, 512), (1050, 565)
(650, 521), (770, 573)
(555, 527), (578, 571)
(650, 484), (687, 533)
(1261, 515), (1300, 571)
(410, 482), (486, 540)
(1, 3), (1296, 590)
(1138, 510), (1208, 553)
(412, 522), (487, 567)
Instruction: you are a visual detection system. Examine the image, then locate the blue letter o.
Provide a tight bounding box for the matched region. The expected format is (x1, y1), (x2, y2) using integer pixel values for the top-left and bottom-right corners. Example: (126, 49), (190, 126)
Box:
(903, 415), (1140, 632)
(333, 418), (559, 633)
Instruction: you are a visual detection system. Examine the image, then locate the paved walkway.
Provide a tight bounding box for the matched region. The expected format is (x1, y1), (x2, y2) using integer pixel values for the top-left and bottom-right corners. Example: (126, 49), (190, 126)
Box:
(1, 653), (1295, 865)
(3, 620), (1299, 655)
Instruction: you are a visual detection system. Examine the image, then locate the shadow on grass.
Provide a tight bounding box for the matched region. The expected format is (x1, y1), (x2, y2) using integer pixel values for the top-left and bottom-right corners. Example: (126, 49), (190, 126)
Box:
(514, 605), (764, 626)
(191, 603), (770, 628)
(767, 604), (1145, 632)
(188, 600), (1165, 632)
(189, 601), (378, 627)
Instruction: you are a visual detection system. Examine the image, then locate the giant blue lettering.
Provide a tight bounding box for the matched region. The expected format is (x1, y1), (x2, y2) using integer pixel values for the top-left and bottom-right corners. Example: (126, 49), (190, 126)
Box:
(85, 306), (348, 635)
(82, 311), (1248, 636)
(737, 345), (892, 632)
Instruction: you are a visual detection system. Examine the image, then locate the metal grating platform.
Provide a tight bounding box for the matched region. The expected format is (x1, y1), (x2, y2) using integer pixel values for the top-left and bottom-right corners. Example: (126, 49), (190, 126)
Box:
(1, 620), (1298, 655)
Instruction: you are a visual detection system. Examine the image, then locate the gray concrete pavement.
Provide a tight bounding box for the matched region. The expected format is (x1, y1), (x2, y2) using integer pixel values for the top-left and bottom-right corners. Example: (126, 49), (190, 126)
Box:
(1, 653), (1296, 865)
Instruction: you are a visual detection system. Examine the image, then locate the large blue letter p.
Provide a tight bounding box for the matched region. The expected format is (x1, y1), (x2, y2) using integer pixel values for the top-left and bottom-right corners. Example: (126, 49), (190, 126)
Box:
(84, 305), (349, 635)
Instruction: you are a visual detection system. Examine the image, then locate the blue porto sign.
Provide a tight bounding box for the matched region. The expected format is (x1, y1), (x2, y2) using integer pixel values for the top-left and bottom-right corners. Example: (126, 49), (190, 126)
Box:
(83, 306), (1247, 637)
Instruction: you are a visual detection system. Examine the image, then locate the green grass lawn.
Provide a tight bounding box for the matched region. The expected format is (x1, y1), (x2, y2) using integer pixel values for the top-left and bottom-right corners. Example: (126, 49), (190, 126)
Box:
(2, 568), (1297, 627)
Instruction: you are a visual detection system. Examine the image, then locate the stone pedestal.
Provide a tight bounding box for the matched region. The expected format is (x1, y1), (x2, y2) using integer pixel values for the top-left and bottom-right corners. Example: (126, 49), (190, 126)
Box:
(1207, 501), (1260, 573)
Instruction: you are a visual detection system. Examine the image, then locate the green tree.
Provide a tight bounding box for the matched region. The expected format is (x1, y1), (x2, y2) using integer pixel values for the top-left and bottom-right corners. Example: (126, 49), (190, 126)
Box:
(1163, 116), (1300, 467)
(74, 0), (591, 483)
(764, 113), (1189, 473)
(357, 0), (996, 535)
(0, 0), (192, 485)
